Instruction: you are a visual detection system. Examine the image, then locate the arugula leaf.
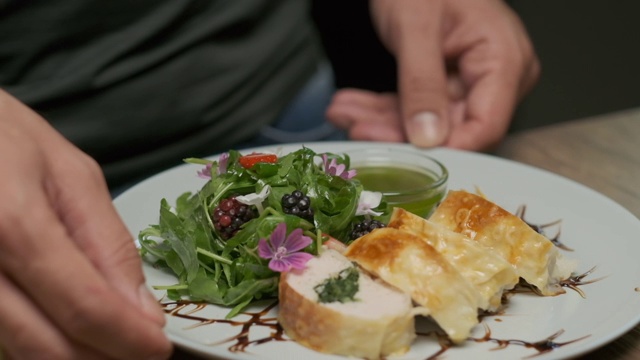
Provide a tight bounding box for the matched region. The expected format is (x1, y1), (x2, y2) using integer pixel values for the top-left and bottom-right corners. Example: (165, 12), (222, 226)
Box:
(158, 200), (199, 282)
(188, 268), (226, 304)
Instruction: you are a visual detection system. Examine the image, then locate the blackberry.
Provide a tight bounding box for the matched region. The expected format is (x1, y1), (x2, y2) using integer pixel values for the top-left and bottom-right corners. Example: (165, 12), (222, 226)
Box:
(212, 196), (257, 240)
(350, 219), (386, 240)
(281, 190), (314, 222)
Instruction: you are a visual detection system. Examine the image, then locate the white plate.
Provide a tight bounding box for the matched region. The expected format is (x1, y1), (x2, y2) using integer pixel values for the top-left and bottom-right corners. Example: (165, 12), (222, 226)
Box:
(114, 142), (640, 360)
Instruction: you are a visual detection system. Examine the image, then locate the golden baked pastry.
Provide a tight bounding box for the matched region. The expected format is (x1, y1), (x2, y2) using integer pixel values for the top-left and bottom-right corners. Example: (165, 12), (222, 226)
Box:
(344, 227), (482, 343)
(389, 207), (519, 311)
(429, 190), (577, 296)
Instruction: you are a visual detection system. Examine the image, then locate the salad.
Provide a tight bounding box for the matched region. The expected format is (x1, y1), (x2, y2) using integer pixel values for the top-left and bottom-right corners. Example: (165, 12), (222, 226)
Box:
(138, 147), (388, 317)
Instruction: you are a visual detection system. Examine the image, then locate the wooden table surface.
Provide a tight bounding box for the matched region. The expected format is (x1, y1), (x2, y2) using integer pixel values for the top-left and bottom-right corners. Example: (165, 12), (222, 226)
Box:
(171, 107), (640, 359)
(494, 107), (640, 359)
(495, 107), (640, 222)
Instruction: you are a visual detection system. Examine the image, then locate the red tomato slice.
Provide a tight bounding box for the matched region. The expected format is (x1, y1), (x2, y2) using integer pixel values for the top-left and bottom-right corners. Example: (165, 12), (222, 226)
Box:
(239, 152), (278, 169)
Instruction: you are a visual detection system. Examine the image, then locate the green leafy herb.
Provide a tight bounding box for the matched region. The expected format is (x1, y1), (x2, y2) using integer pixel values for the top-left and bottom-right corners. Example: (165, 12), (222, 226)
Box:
(138, 147), (385, 317)
(314, 265), (360, 303)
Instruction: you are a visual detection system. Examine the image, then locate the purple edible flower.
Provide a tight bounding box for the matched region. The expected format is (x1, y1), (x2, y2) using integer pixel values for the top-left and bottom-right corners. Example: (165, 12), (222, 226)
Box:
(217, 152), (229, 175)
(322, 154), (356, 180)
(196, 152), (229, 179)
(197, 163), (213, 179)
(258, 223), (313, 272)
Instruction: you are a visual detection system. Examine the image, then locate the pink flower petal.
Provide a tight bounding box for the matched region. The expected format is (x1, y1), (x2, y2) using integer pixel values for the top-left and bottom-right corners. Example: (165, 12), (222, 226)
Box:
(270, 223), (287, 249)
(261, 223), (314, 272)
(284, 252), (314, 270)
(322, 154), (329, 169)
(332, 161), (346, 176)
(321, 153), (356, 179)
(217, 152), (229, 174)
(343, 169), (357, 180)
(197, 163), (212, 179)
(268, 258), (291, 272)
(283, 228), (312, 252)
(257, 238), (274, 259)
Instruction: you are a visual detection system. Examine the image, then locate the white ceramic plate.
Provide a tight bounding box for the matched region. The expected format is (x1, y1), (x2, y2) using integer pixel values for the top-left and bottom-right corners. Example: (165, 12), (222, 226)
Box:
(114, 142), (640, 360)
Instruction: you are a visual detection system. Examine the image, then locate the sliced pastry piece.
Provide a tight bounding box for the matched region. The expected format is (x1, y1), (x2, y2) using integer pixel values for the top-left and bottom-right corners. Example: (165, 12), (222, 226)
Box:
(429, 190), (577, 296)
(344, 227), (482, 343)
(278, 248), (415, 360)
(388, 207), (519, 311)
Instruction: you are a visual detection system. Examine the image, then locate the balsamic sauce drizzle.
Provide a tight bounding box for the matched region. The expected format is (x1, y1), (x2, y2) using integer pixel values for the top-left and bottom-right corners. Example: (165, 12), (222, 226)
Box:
(560, 266), (605, 298)
(515, 205), (573, 251)
(417, 325), (590, 360)
(160, 299), (286, 352)
(515, 205), (603, 297)
(470, 326), (590, 359)
(157, 203), (601, 359)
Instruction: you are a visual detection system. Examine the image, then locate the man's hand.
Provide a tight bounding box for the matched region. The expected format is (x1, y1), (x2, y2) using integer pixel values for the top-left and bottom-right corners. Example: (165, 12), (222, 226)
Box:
(0, 90), (172, 359)
(327, 0), (540, 151)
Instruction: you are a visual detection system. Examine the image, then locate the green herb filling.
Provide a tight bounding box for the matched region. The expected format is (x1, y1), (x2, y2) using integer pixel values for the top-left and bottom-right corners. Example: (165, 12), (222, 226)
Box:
(314, 265), (360, 303)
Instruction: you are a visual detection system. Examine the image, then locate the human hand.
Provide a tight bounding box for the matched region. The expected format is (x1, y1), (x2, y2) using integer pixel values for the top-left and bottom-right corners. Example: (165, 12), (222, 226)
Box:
(326, 0), (540, 151)
(0, 90), (171, 359)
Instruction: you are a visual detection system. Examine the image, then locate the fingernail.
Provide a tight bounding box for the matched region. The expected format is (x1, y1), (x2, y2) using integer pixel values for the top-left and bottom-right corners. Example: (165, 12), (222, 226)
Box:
(410, 112), (446, 147)
(139, 284), (166, 325)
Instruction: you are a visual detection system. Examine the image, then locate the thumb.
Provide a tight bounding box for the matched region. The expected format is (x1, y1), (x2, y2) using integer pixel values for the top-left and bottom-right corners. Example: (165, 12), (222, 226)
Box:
(40, 133), (167, 326)
(387, 2), (450, 147)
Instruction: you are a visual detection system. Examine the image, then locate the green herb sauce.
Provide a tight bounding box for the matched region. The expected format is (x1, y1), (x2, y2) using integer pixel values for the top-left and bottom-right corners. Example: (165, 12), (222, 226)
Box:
(356, 166), (435, 192)
(314, 265), (360, 303)
(355, 165), (445, 218)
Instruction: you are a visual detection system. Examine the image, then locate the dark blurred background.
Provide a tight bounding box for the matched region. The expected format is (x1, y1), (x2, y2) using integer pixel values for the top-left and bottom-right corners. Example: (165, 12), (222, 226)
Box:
(312, 0), (640, 133)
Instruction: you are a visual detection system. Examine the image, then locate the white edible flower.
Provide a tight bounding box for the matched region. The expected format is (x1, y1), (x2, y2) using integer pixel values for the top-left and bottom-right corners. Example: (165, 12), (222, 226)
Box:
(236, 185), (271, 214)
(356, 191), (383, 217)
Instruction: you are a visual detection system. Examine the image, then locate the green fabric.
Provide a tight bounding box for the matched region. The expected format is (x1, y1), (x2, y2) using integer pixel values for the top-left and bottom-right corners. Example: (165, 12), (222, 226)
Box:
(0, 0), (322, 187)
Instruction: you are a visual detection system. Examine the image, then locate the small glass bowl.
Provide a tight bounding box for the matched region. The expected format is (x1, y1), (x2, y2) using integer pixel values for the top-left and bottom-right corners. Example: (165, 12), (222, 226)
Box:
(347, 147), (448, 218)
